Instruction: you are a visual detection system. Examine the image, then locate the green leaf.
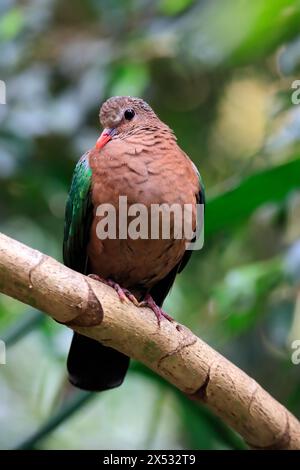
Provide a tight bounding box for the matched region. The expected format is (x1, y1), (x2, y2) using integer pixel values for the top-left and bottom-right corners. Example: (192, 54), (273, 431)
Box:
(206, 157), (300, 236)
(177, 0), (300, 67)
(213, 258), (283, 334)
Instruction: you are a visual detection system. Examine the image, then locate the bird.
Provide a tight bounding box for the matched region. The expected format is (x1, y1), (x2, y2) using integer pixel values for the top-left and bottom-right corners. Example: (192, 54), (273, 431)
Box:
(63, 96), (205, 392)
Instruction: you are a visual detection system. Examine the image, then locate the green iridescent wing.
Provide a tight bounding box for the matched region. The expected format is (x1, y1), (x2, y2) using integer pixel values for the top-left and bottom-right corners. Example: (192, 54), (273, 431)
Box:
(63, 152), (93, 274)
(63, 154), (129, 391)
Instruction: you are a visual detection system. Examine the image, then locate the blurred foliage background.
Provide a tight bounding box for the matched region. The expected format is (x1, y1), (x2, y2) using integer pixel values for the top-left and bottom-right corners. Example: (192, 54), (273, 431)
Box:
(1, 0), (300, 450)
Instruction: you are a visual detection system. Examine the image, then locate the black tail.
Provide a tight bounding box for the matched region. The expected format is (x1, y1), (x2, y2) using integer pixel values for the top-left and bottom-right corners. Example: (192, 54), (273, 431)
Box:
(67, 333), (130, 392)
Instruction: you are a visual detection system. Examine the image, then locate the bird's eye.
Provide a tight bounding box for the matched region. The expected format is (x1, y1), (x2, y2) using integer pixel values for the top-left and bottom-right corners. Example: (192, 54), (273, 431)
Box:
(124, 108), (135, 121)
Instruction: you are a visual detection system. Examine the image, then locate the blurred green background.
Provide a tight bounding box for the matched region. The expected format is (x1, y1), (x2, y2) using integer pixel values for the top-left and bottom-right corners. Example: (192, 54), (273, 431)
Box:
(1, 0), (300, 450)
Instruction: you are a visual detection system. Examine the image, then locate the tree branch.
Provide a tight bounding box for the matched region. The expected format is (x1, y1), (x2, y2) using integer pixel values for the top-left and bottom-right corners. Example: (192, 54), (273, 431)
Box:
(0, 232), (299, 449)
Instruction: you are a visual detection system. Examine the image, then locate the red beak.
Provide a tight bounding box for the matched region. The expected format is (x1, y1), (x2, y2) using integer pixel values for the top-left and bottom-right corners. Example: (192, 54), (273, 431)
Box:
(96, 128), (115, 150)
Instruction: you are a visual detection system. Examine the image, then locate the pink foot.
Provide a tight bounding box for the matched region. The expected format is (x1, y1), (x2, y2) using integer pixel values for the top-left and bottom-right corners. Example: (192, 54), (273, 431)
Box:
(140, 294), (173, 325)
(88, 274), (139, 306)
(88, 275), (173, 325)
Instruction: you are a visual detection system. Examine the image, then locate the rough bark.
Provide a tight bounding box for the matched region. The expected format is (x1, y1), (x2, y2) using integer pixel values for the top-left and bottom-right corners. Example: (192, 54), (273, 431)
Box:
(0, 232), (299, 449)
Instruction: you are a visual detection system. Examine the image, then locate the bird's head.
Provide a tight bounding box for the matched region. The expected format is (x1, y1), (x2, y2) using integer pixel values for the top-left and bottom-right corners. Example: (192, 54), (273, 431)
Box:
(96, 96), (158, 150)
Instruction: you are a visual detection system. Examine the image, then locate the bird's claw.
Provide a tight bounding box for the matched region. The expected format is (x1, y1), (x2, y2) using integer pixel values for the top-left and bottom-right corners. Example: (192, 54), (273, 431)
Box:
(87, 274), (139, 306)
(139, 294), (173, 326)
(88, 274), (103, 282)
(109, 282), (139, 306)
(88, 275), (172, 325)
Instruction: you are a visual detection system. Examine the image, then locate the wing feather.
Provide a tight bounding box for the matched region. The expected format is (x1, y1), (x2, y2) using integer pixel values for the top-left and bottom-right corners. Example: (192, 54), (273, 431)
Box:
(63, 152), (93, 273)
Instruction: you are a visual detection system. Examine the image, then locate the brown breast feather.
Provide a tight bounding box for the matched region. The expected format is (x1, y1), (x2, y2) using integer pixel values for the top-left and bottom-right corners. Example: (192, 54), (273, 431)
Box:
(87, 129), (199, 297)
